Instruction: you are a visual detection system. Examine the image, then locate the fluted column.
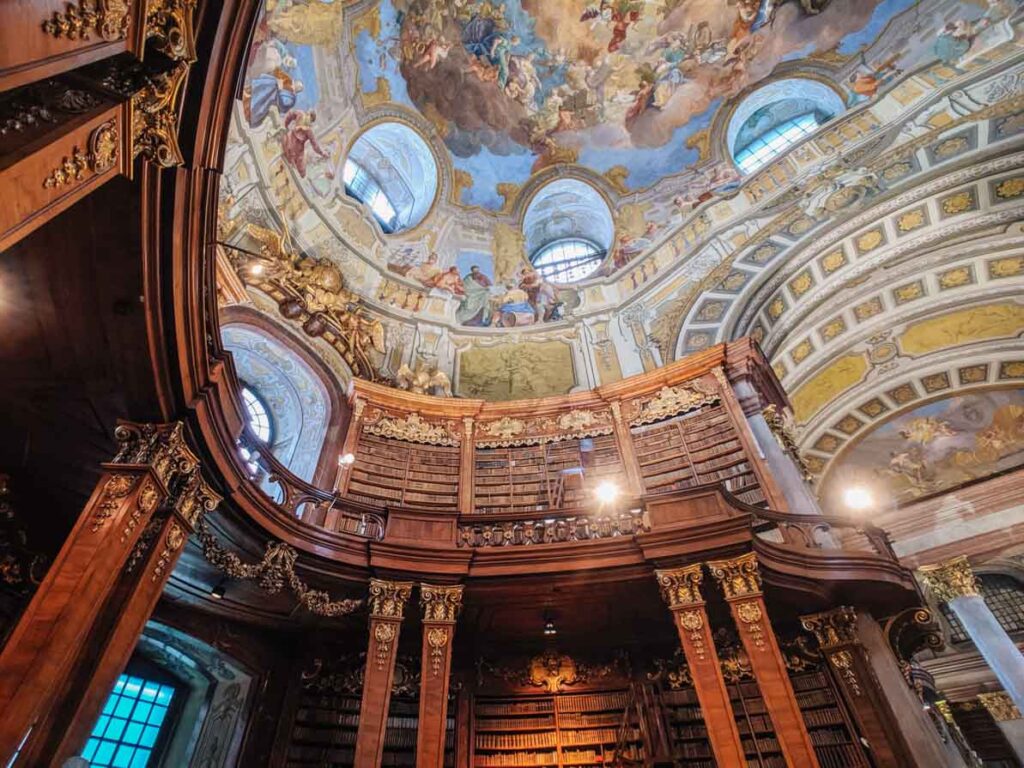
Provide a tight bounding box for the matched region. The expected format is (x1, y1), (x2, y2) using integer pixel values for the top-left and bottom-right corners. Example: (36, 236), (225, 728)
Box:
(354, 579), (414, 768)
(655, 565), (746, 767)
(978, 692), (1024, 763)
(417, 584), (464, 768)
(0, 421), (219, 765)
(708, 553), (819, 768)
(801, 607), (913, 768)
(919, 557), (1024, 712)
(459, 418), (475, 514)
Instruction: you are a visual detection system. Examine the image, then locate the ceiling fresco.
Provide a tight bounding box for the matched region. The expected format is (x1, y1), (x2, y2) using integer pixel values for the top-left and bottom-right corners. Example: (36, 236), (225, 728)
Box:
(819, 388), (1024, 506)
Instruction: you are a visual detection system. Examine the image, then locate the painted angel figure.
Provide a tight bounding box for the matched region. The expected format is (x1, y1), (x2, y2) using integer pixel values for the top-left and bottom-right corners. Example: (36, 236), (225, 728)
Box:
(281, 110), (328, 178)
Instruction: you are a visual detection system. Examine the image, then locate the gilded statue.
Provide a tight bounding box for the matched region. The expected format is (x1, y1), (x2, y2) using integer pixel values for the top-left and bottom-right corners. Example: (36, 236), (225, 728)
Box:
(394, 362), (453, 397)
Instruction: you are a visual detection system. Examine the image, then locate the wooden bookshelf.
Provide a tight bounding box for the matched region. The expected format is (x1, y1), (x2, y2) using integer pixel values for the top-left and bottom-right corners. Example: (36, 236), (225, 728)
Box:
(348, 433), (460, 511)
(661, 687), (717, 768)
(473, 436), (622, 514)
(728, 679), (785, 768)
(285, 691), (361, 768)
(630, 405), (765, 506)
(790, 669), (868, 768)
(472, 690), (642, 768)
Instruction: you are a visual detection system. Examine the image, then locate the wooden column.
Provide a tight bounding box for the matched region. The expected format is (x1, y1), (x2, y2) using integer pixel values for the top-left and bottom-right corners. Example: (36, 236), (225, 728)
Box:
(354, 578), (414, 768)
(417, 584), (464, 768)
(337, 396), (366, 493)
(708, 553), (820, 768)
(655, 566), (746, 767)
(459, 418), (476, 515)
(0, 421), (218, 765)
(610, 401), (643, 496)
(801, 607), (913, 768)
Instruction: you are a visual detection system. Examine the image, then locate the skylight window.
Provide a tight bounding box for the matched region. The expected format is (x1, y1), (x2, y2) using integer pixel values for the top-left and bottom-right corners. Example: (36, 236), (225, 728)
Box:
(82, 674), (176, 768)
(734, 112), (821, 175)
(530, 238), (605, 284)
(241, 385), (272, 444)
(343, 158), (399, 233)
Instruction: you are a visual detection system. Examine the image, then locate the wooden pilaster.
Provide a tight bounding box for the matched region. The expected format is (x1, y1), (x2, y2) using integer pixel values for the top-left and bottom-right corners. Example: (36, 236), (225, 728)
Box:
(655, 565), (746, 767)
(709, 553), (820, 768)
(610, 401), (643, 496)
(417, 584), (464, 768)
(801, 607), (912, 768)
(459, 418), (475, 514)
(337, 396), (366, 494)
(0, 421), (218, 765)
(354, 578), (414, 768)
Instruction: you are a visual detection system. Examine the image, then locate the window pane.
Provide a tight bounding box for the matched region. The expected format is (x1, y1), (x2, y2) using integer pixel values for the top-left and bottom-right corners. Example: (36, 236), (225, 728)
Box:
(343, 158), (399, 232)
(530, 238), (604, 283)
(83, 674), (176, 767)
(735, 112), (822, 175)
(241, 386), (272, 443)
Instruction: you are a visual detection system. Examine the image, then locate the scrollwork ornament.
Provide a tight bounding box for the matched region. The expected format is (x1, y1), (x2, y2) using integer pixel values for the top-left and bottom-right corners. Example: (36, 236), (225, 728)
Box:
(131, 62), (188, 168)
(630, 383), (719, 426)
(42, 0), (129, 42)
(43, 146), (90, 189)
(145, 0), (198, 62)
(364, 412), (459, 446)
(89, 121), (119, 174)
(420, 583), (464, 622)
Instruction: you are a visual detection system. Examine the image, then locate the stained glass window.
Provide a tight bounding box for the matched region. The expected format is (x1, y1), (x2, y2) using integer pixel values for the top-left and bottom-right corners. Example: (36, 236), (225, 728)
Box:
(530, 238), (605, 283)
(734, 112), (821, 175)
(81, 674), (176, 767)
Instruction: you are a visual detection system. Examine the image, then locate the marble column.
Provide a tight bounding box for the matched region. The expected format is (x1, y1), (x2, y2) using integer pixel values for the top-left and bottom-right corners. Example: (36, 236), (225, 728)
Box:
(354, 579), (414, 768)
(416, 584), (464, 768)
(918, 557), (1024, 712)
(978, 692), (1024, 764)
(655, 565), (747, 767)
(708, 553), (819, 768)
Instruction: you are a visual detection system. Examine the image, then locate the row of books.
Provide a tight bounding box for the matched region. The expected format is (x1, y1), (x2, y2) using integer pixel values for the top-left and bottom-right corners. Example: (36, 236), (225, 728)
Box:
(673, 724), (709, 740)
(554, 691), (629, 712)
(814, 743), (866, 768)
(561, 727), (636, 746)
(475, 731), (556, 750)
(475, 716), (556, 730)
(556, 713), (621, 728)
(741, 736), (781, 754)
(477, 700), (554, 716)
(790, 671), (830, 691)
(736, 713), (773, 734)
(809, 727), (853, 746)
(797, 690), (836, 708)
(802, 707), (845, 727)
(473, 750), (557, 766)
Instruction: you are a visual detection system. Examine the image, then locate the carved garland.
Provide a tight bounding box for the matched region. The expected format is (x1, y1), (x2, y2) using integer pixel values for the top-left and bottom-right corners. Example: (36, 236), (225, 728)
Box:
(363, 411), (459, 447)
(195, 519), (363, 617)
(42, 122), (120, 189)
(629, 382), (720, 426)
(474, 409), (615, 448)
(42, 0), (130, 42)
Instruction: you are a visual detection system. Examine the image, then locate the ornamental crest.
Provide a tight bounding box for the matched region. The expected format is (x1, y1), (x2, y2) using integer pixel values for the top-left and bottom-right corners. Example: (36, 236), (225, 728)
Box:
(364, 412), (459, 446)
(482, 416), (525, 439)
(630, 382), (719, 426)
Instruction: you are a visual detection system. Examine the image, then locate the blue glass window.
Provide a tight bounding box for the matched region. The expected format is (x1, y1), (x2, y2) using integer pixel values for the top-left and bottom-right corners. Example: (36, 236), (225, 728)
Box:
(81, 674), (176, 768)
(530, 238), (605, 283)
(343, 158), (399, 232)
(734, 112), (821, 175)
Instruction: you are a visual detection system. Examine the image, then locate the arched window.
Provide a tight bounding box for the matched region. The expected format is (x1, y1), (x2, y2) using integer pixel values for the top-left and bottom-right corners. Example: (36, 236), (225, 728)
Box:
(241, 384), (273, 443)
(727, 78), (845, 175)
(523, 179), (614, 284)
(343, 158), (399, 233)
(531, 237), (605, 283)
(344, 121), (438, 233)
(940, 574), (1024, 643)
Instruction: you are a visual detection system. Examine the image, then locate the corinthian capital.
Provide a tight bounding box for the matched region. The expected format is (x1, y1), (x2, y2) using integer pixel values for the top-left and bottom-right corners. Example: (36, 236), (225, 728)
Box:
(707, 552), (762, 598)
(368, 578), (414, 619)
(421, 583), (464, 623)
(655, 565), (704, 609)
(800, 606), (858, 650)
(918, 557), (979, 602)
(978, 692), (1021, 722)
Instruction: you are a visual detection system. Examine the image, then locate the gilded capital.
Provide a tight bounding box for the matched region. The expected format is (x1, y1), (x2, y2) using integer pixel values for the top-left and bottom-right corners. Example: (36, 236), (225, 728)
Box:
(801, 606), (858, 649)
(918, 557), (979, 602)
(421, 583), (464, 623)
(172, 469), (221, 528)
(655, 565), (704, 609)
(368, 578), (414, 619)
(707, 552), (762, 599)
(978, 692), (1021, 722)
(112, 421), (200, 490)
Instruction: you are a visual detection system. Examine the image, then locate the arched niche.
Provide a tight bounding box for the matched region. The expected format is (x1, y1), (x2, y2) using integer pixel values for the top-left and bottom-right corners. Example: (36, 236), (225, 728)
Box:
(220, 312), (346, 487)
(345, 120), (438, 233)
(726, 77), (845, 174)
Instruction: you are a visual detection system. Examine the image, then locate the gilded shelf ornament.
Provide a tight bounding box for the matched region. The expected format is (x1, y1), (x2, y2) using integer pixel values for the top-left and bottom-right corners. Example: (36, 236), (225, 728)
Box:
(427, 626), (449, 677)
(131, 62), (188, 168)
(917, 556), (979, 603)
(761, 404), (811, 481)
(829, 650), (862, 696)
(482, 416), (526, 440)
(648, 650), (692, 690)
(679, 610), (707, 661)
(708, 553), (762, 599)
(151, 522), (185, 582)
(89, 121), (119, 174)
(364, 411), (459, 447)
(719, 646), (754, 683)
(555, 409), (613, 435)
(801, 606), (858, 649)
(977, 692), (1021, 722)
(145, 0), (198, 62)
(735, 601), (767, 652)
(42, 0), (130, 42)
(655, 565), (704, 609)
(91, 474), (136, 532)
(196, 519), (363, 617)
(120, 481), (159, 544)
(368, 578), (414, 619)
(374, 621), (397, 670)
(43, 146), (90, 189)
(420, 583), (464, 623)
(630, 382), (719, 426)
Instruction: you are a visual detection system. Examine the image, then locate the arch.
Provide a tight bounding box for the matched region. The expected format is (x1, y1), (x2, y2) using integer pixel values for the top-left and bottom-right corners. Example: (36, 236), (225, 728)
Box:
(345, 120), (438, 233)
(523, 179), (614, 283)
(221, 322), (332, 484)
(726, 78), (845, 174)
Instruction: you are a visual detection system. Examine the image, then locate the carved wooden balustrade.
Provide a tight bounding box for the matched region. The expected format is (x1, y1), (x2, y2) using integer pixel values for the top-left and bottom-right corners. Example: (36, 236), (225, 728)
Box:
(456, 507), (651, 548)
